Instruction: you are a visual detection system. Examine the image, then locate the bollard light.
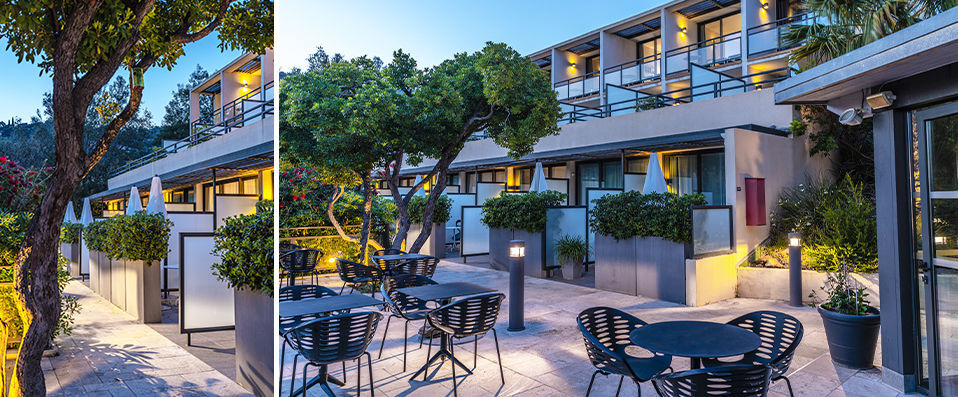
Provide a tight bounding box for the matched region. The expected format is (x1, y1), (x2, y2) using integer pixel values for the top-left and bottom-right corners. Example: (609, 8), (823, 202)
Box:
(508, 240), (525, 332)
(788, 233), (802, 307)
(789, 235), (801, 247)
(510, 241), (525, 258)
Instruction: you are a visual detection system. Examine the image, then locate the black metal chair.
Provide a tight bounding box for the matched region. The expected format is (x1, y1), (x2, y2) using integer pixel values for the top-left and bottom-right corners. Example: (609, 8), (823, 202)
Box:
(371, 248), (405, 274)
(335, 258), (383, 298)
(278, 285), (340, 396)
(286, 312), (383, 397)
(393, 256), (439, 278)
(652, 364), (772, 397)
(377, 275), (438, 370)
(280, 249), (321, 286)
(700, 311), (803, 397)
(577, 307), (673, 397)
(426, 292), (506, 397)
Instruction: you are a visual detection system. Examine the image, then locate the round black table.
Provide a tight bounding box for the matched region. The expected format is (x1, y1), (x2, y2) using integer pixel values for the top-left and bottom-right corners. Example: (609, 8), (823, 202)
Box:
(629, 320), (761, 369)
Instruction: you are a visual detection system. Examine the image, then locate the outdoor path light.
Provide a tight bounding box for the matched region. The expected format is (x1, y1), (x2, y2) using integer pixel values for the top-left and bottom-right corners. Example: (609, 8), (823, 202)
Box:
(508, 240), (525, 331)
(789, 233), (802, 307)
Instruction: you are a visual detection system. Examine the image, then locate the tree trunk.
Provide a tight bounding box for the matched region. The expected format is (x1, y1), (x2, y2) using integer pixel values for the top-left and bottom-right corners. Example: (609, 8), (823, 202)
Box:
(409, 164), (451, 253)
(358, 174), (373, 262)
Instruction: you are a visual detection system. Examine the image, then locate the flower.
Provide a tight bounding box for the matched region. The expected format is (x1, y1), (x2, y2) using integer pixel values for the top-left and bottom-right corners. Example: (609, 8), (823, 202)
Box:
(0, 157), (6, 163)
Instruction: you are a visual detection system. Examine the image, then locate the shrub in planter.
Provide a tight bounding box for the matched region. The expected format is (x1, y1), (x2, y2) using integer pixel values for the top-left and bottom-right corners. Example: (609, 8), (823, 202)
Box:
(589, 191), (707, 242)
(212, 205), (274, 296)
(104, 211), (173, 262)
(83, 220), (110, 253)
(59, 222), (83, 245)
(481, 191), (567, 233)
(409, 195), (452, 224)
(554, 234), (588, 280)
(811, 260), (880, 369)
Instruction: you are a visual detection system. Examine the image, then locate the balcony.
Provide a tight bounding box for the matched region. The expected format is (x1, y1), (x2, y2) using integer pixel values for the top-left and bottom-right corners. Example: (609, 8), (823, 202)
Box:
(111, 80), (274, 177)
(554, 71), (600, 101)
(665, 31), (742, 75)
(747, 12), (818, 57)
(604, 53), (661, 87)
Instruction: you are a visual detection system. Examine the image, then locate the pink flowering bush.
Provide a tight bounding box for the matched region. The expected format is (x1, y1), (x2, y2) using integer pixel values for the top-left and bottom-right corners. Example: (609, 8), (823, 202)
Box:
(0, 156), (52, 213)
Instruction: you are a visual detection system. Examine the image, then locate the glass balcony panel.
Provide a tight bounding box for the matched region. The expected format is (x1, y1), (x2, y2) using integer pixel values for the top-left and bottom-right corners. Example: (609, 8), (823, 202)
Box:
(568, 81), (584, 98)
(606, 71), (622, 86)
(748, 27), (779, 55)
(667, 53), (688, 74)
(621, 64), (639, 85)
(583, 75), (599, 95)
(641, 60), (659, 80)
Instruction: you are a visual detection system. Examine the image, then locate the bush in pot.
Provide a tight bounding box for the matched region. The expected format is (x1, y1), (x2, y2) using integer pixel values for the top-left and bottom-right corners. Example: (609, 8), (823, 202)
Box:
(554, 234), (587, 280)
(589, 191), (707, 243)
(481, 190), (567, 233)
(104, 211), (173, 263)
(811, 259), (880, 369)
(59, 222), (82, 245)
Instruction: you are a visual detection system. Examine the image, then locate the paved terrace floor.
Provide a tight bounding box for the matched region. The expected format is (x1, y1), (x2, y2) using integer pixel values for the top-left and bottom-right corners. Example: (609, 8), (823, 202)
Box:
(284, 260), (912, 397)
(43, 281), (251, 396)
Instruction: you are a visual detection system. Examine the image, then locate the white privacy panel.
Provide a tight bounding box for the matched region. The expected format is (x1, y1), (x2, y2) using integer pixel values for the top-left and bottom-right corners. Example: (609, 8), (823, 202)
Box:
(476, 183), (506, 205)
(446, 194), (477, 242)
(461, 206), (489, 256)
(545, 179), (570, 204)
(80, 240), (89, 275)
(586, 189), (624, 262)
(180, 234), (234, 332)
(624, 174), (646, 193)
(166, 213), (214, 292)
(692, 206), (734, 257)
(166, 203), (197, 212)
(545, 207), (588, 270)
(215, 196), (258, 228)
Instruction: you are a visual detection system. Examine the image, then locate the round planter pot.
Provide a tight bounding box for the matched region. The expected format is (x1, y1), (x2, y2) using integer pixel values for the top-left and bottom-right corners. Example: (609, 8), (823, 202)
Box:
(560, 257), (584, 280)
(818, 305), (880, 369)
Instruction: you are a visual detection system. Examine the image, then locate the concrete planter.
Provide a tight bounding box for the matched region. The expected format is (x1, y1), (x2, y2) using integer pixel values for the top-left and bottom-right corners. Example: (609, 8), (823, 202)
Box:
(736, 267), (880, 305)
(60, 243), (80, 278)
(110, 258), (126, 310)
(123, 260), (161, 323)
(90, 250), (112, 301)
(560, 257), (585, 280)
(407, 222), (447, 258)
(594, 234), (690, 304)
(488, 228), (547, 278)
(234, 288), (274, 396)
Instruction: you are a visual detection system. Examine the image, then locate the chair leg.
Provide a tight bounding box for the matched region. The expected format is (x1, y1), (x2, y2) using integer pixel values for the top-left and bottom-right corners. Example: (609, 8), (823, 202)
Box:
(424, 336), (434, 381)
(366, 352), (375, 397)
(492, 328), (504, 385)
(450, 337), (458, 397)
(586, 370), (600, 397)
(340, 284), (346, 294)
(279, 339), (287, 396)
(615, 376), (624, 397)
(781, 375), (795, 397)
(402, 319), (409, 372)
(289, 354), (299, 397)
(473, 335), (478, 369)
(377, 315), (392, 359)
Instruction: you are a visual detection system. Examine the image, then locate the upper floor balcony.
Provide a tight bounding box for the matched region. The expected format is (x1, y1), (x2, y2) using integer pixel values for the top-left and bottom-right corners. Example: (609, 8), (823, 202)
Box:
(665, 31), (742, 75)
(747, 12), (818, 57)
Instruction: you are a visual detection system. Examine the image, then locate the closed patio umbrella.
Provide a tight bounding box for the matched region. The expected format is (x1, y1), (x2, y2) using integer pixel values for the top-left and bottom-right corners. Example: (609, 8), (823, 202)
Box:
(63, 201), (77, 223)
(80, 198), (93, 225)
(643, 152), (669, 194)
(145, 176), (167, 217)
(530, 162), (550, 193)
(125, 186), (143, 215)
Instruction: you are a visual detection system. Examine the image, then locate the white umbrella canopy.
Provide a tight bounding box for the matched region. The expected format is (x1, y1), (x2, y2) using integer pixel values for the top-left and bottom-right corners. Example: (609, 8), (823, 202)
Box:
(643, 152), (669, 194)
(145, 176), (167, 217)
(530, 162), (550, 192)
(125, 186), (143, 215)
(63, 201), (77, 224)
(413, 175), (426, 197)
(80, 198), (93, 225)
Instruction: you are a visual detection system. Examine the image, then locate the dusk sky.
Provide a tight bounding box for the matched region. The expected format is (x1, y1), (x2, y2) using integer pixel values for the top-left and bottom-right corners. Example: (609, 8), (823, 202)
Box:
(0, 37), (243, 124)
(276, 0), (669, 71)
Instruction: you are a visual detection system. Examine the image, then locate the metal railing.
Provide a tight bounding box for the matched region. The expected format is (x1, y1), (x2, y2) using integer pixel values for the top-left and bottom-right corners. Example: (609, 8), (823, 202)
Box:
(604, 84), (685, 117)
(665, 31), (742, 75)
(604, 54), (661, 87)
(111, 80), (274, 177)
(747, 12), (818, 57)
(554, 71), (600, 101)
(558, 102), (604, 125)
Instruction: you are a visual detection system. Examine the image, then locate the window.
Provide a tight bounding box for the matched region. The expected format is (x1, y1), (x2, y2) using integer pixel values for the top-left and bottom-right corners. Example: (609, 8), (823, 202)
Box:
(637, 38), (661, 60)
(586, 55), (600, 74)
(513, 168), (532, 191)
(698, 12), (740, 43)
(626, 156), (650, 173)
(663, 150), (726, 204)
(447, 174), (460, 187)
(576, 159), (624, 205)
(167, 187), (195, 204)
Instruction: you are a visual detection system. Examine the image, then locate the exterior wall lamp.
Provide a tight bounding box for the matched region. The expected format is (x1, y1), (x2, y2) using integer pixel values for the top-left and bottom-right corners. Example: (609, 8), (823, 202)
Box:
(680, 26), (688, 36)
(762, 2), (770, 10)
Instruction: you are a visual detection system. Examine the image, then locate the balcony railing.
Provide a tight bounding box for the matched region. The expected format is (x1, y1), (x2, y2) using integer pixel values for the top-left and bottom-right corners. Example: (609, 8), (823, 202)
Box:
(558, 102), (604, 125)
(604, 54), (661, 87)
(665, 31), (742, 75)
(554, 71), (600, 101)
(747, 12), (818, 57)
(111, 80), (274, 177)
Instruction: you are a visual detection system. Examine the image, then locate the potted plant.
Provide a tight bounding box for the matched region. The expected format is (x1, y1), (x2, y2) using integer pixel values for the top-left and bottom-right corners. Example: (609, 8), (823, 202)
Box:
(213, 202), (274, 396)
(554, 234), (587, 280)
(104, 211), (172, 323)
(812, 259), (880, 369)
(407, 195), (452, 258)
(83, 220), (111, 299)
(481, 191), (566, 277)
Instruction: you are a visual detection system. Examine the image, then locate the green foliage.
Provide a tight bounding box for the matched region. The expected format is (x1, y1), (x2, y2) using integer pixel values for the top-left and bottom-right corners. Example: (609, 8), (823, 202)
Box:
(0, 283), (23, 344)
(481, 191), (566, 233)
(82, 220), (110, 253)
(59, 222), (83, 245)
(294, 237), (370, 273)
(409, 195), (451, 224)
(554, 234), (588, 262)
(104, 212), (172, 262)
(0, 157), (51, 213)
(54, 254), (79, 340)
(255, 199), (273, 214)
(811, 261), (872, 315)
(792, 105), (874, 188)
(279, 167), (396, 234)
(158, 65), (212, 142)
(589, 192), (707, 243)
(0, 211), (31, 267)
(212, 205), (274, 296)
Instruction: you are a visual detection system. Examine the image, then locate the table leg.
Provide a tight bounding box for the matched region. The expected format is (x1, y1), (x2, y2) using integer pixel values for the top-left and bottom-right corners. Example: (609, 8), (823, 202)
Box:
(691, 357), (702, 369)
(408, 333), (472, 381)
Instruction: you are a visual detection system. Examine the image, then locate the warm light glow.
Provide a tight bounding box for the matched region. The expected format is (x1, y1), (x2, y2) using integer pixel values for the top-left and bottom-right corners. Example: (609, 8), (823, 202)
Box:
(789, 237), (800, 247)
(241, 86), (249, 94)
(762, 1), (769, 9)
(510, 246), (525, 258)
(680, 26), (687, 36)
(935, 236), (947, 245)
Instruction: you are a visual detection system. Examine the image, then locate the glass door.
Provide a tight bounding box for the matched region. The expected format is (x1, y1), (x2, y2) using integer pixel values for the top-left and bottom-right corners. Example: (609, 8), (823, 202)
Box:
(917, 102), (958, 396)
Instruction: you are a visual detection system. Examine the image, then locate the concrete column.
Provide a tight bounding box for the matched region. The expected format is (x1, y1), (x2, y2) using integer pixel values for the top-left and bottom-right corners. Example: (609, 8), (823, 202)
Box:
(189, 92), (200, 127)
(661, 8), (695, 92)
(261, 48), (274, 88)
(566, 160), (577, 205)
(741, 0), (775, 75)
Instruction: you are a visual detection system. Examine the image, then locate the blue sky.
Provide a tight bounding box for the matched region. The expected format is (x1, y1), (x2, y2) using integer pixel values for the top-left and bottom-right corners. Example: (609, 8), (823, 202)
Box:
(276, 0), (670, 71)
(0, 38), (242, 124)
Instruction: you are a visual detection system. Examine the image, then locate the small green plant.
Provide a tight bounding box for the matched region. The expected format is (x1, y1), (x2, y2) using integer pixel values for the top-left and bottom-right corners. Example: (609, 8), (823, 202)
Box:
(810, 258), (871, 315)
(105, 211), (173, 262)
(481, 191), (567, 233)
(0, 211), (31, 266)
(82, 220), (110, 253)
(554, 234), (588, 262)
(59, 222), (83, 245)
(409, 195), (452, 224)
(212, 205), (274, 296)
(54, 254), (80, 340)
(589, 191), (707, 243)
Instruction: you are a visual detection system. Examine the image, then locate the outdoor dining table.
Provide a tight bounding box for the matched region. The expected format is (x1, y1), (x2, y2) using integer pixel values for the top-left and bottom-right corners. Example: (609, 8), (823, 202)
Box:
(396, 281), (497, 380)
(371, 252), (432, 275)
(280, 293), (384, 396)
(628, 320), (761, 369)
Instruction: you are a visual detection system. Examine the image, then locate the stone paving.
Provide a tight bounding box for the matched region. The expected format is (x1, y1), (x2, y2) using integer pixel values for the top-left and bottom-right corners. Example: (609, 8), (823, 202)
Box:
(282, 260), (914, 397)
(43, 281), (251, 396)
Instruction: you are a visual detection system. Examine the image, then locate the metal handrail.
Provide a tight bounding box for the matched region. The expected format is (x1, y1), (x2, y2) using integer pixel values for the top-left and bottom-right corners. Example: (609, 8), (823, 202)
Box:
(111, 80), (275, 177)
(746, 12), (819, 56)
(603, 54), (662, 86)
(666, 30), (742, 57)
(553, 71), (601, 88)
(665, 31), (742, 74)
(746, 12), (816, 35)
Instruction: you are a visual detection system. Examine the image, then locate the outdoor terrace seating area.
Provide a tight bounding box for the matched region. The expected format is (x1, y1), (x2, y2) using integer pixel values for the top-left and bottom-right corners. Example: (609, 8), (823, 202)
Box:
(278, 258), (900, 397)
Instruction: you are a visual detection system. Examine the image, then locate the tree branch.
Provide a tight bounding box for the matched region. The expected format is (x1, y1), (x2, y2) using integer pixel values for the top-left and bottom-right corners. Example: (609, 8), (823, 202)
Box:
(171, 0), (235, 44)
(82, 87), (144, 176)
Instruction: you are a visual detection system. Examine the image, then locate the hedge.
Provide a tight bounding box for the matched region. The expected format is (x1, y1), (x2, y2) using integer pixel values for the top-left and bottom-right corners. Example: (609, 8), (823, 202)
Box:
(408, 195), (452, 224)
(480, 191), (567, 233)
(104, 211), (173, 262)
(60, 222), (83, 244)
(212, 204), (274, 296)
(589, 191), (707, 243)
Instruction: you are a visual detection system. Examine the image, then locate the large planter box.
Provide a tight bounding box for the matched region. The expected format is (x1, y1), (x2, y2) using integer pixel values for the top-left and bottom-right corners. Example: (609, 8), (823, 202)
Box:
(60, 243), (80, 278)
(90, 250), (111, 301)
(123, 260), (161, 323)
(406, 222), (446, 258)
(488, 228), (547, 278)
(110, 258), (126, 310)
(737, 267), (880, 306)
(594, 234), (690, 304)
(234, 288), (274, 396)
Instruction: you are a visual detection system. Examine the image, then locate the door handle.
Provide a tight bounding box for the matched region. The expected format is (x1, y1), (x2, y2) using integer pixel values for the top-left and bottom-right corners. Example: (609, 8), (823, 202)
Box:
(916, 258), (930, 271)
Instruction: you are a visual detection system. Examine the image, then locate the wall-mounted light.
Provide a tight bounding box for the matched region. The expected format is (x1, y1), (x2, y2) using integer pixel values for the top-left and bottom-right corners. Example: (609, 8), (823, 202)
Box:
(569, 62), (577, 69)
(680, 26), (688, 35)
(762, 1), (769, 10)
(866, 91), (896, 110)
(240, 74), (250, 94)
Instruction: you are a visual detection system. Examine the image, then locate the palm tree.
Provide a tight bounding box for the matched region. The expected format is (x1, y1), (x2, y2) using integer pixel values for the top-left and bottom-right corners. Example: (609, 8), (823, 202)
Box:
(784, 0), (957, 67)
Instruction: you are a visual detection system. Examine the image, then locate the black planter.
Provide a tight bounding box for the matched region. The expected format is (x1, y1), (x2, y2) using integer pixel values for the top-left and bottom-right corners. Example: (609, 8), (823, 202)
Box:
(818, 305), (881, 369)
